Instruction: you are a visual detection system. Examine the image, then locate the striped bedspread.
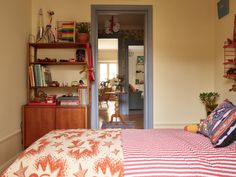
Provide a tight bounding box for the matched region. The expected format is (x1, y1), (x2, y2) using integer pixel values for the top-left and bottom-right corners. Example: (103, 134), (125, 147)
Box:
(2, 129), (236, 177)
(122, 129), (236, 177)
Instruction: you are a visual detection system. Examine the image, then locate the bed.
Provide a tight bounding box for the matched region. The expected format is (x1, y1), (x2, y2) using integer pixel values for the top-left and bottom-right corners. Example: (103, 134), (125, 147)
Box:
(1, 128), (236, 177)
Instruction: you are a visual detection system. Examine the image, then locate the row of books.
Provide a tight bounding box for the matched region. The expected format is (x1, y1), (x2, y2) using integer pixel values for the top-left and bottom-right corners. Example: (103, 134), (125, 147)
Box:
(28, 64), (52, 87)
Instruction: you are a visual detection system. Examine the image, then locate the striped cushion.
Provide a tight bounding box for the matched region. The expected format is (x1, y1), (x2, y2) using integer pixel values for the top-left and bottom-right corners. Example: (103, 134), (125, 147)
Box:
(198, 100), (235, 137)
(210, 107), (236, 147)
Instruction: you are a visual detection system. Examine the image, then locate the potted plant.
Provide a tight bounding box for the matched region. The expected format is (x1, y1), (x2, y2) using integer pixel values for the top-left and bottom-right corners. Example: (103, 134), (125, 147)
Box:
(199, 92), (220, 115)
(75, 22), (90, 43)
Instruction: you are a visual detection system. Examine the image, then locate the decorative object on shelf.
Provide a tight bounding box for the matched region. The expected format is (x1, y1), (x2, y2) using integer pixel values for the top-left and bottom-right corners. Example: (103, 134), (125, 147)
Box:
(38, 57), (57, 62)
(199, 92), (220, 116)
(56, 21), (75, 42)
(32, 90), (47, 103)
(229, 84), (236, 91)
(36, 9), (45, 42)
(71, 81), (79, 87)
(48, 81), (60, 87)
(217, 0), (229, 19)
(45, 95), (57, 103)
(136, 56), (144, 85)
(234, 14), (236, 41)
(76, 49), (85, 62)
(43, 10), (55, 43)
(79, 80), (84, 85)
(75, 22), (90, 43)
(104, 16), (120, 34)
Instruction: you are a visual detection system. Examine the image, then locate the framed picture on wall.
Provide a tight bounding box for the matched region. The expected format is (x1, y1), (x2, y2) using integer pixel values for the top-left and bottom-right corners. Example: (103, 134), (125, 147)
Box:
(56, 21), (75, 42)
(217, 0), (229, 19)
(137, 56), (144, 64)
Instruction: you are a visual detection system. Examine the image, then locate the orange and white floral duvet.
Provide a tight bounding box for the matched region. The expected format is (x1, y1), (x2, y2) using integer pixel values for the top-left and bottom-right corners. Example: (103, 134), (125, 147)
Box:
(1, 129), (124, 177)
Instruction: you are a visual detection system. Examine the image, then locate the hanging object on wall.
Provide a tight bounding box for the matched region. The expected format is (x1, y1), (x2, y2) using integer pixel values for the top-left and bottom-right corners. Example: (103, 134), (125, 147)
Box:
(36, 9), (45, 42)
(217, 0), (229, 19)
(233, 14), (236, 42)
(104, 16), (120, 34)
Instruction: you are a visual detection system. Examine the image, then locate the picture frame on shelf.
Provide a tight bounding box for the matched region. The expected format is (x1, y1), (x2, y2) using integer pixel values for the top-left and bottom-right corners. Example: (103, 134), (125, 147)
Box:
(56, 21), (75, 42)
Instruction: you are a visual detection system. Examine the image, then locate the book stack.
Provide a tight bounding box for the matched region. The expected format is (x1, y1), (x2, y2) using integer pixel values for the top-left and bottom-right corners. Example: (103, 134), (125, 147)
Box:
(57, 96), (80, 106)
(78, 89), (88, 105)
(28, 64), (52, 87)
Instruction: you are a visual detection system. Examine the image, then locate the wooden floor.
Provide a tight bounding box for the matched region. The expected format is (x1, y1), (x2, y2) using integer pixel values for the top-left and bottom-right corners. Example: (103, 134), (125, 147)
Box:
(99, 101), (144, 129)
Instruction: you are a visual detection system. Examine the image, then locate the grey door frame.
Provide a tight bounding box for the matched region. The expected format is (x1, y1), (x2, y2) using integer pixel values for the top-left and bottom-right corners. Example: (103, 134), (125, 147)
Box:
(91, 5), (153, 129)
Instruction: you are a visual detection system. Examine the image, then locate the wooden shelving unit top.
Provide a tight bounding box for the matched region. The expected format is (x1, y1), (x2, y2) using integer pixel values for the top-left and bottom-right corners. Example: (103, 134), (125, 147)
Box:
(30, 62), (87, 65)
(30, 85), (88, 89)
(29, 42), (90, 49)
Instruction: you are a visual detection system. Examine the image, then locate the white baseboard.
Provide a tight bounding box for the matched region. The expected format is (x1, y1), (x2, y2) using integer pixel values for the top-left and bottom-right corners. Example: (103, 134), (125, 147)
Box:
(0, 153), (19, 174)
(0, 129), (21, 144)
(154, 123), (189, 129)
(0, 129), (22, 174)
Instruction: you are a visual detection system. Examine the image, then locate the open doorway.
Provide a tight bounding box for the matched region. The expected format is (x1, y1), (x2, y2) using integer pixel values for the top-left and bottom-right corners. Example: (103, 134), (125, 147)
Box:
(91, 5), (153, 129)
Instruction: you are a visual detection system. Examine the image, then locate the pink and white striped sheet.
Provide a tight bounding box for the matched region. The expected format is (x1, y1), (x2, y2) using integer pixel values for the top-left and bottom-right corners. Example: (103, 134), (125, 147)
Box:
(2, 129), (236, 177)
(122, 129), (236, 177)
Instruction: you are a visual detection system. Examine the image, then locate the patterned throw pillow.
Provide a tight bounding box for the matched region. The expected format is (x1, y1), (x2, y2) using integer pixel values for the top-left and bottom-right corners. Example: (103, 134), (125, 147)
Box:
(198, 100), (235, 137)
(210, 107), (236, 147)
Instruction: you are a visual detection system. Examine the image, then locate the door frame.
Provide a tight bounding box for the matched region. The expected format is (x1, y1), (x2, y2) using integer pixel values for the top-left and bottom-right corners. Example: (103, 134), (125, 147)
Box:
(91, 5), (153, 129)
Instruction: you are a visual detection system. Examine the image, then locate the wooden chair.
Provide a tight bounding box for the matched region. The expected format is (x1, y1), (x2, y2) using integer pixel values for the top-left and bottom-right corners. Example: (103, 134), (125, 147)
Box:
(99, 87), (112, 108)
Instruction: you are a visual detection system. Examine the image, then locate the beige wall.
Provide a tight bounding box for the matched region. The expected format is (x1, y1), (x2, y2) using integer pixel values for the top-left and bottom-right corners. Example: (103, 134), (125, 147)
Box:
(31, 0), (215, 128)
(215, 0), (236, 103)
(0, 0), (31, 170)
(155, 0), (215, 127)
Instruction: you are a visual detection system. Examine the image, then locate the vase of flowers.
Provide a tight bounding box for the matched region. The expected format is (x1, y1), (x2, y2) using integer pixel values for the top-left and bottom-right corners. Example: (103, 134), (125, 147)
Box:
(110, 74), (124, 92)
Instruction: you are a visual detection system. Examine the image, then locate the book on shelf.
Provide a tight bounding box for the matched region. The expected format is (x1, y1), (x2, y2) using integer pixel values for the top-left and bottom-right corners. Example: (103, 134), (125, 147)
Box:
(30, 64), (52, 87)
(79, 89), (88, 105)
(60, 100), (80, 106)
(28, 65), (35, 86)
(57, 96), (79, 101)
(44, 66), (52, 86)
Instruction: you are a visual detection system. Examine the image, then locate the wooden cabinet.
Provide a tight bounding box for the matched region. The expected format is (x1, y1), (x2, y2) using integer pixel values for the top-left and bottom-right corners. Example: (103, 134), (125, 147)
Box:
(23, 105), (88, 148)
(23, 42), (93, 148)
(23, 106), (55, 147)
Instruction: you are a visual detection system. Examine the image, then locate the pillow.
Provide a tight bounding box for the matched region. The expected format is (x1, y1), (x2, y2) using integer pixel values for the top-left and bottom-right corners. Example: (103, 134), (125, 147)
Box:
(210, 107), (236, 147)
(184, 124), (199, 133)
(198, 99), (235, 137)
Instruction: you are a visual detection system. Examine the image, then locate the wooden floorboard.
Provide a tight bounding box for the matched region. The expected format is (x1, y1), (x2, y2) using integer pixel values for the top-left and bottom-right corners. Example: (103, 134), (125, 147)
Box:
(99, 101), (144, 129)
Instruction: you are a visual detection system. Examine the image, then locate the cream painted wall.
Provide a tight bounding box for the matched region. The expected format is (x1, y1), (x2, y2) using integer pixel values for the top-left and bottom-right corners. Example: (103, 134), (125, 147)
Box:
(31, 0), (215, 128)
(0, 0), (30, 169)
(155, 0), (215, 127)
(215, 0), (236, 103)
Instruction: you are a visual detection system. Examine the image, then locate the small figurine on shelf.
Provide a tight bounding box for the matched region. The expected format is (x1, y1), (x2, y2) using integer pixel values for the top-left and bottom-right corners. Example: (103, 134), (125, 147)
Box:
(43, 10), (56, 43)
(229, 84), (236, 92)
(36, 9), (45, 43)
(48, 81), (60, 87)
(71, 81), (79, 87)
(76, 49), (85, 62)
(79, 80), (84, 85)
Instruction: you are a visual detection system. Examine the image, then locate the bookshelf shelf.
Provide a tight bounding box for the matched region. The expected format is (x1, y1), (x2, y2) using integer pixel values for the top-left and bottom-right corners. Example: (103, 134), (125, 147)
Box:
(30, 85), (88, 89)
(30, 62), (87, 65)
(29, 42), (90, 49)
